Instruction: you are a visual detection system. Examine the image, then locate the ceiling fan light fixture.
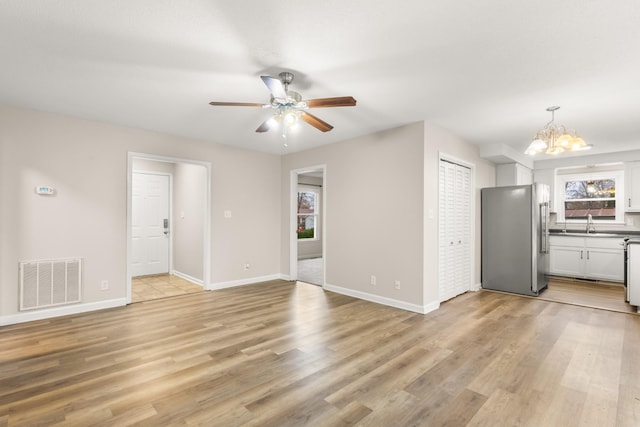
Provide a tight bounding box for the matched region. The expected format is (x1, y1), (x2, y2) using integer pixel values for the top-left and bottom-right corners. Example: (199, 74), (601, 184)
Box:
(283, 110), (298, 126)
(266, 116), (279, 129)
(209, 71), (356, 136)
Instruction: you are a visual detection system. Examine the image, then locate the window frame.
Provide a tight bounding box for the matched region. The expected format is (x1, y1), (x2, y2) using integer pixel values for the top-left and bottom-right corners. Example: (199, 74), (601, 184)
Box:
(556, 169), (625, 224)
(297, 187), (320, 241)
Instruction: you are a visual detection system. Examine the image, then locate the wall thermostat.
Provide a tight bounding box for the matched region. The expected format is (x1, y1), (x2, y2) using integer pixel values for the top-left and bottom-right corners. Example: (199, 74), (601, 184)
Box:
(35, 186), (55, 195)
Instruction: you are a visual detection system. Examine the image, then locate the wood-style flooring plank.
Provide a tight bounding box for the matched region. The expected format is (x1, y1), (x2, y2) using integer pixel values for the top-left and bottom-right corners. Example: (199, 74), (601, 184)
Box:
(540, 277), (635, 314)
(1, 280), (639, 426)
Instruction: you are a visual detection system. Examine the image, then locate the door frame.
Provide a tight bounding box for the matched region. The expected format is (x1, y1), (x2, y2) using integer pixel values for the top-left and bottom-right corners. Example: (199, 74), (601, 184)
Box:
(437, 152), (476, 300)
(126, 152), (212, 304)
(290, 165), (326, 285)
(131, 171), (173, 277)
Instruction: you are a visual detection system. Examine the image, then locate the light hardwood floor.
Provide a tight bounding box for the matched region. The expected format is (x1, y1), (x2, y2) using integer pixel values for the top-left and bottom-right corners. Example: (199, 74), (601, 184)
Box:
(1, 280), (639, 426)
(131, 274), (203, 303)
(542, 276), (636, 314)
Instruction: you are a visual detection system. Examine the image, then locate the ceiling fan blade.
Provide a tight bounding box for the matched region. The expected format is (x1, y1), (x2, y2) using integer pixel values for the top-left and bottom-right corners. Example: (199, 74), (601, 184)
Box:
(209, 101), (265, 107)
(305, 96), (357, 108)
(300, 112), (334, 132)
(260, 75), (287, 99)
(255, 119), (272, 133)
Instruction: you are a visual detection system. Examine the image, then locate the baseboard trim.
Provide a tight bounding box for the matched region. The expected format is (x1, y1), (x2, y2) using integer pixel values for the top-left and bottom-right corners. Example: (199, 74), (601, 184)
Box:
(172, 270), (204, 287)
(207, 274), (290, 291)
(0, 298), (128, 326)
(471, 282), (482, 291)
(323, 283), (439, 315)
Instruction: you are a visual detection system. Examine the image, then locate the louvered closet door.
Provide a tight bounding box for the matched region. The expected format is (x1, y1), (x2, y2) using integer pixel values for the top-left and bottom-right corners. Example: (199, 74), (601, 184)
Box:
(439, 161), (457, 301)
(438, 159), (472, 302)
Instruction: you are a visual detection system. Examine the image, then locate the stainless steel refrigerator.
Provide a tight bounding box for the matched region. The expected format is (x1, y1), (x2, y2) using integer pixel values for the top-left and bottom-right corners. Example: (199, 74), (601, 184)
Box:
(481, 183), (550, 296)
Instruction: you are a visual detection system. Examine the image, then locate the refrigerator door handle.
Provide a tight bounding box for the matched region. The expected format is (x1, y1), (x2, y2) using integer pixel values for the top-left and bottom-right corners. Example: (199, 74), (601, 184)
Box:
(539, 202), (549, 254)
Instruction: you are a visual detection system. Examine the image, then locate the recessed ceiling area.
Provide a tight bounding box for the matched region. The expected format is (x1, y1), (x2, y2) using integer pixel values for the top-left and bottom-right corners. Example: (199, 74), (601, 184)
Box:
(0, 1), (639, 157)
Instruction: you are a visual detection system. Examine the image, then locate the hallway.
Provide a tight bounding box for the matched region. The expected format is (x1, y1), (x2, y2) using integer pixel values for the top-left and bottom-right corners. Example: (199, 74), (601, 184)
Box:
(131, 274), (203, 303)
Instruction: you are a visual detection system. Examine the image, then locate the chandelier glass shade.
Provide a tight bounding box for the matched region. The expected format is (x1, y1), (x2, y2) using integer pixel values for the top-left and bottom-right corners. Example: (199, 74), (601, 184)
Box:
(525, 106), (592, 156)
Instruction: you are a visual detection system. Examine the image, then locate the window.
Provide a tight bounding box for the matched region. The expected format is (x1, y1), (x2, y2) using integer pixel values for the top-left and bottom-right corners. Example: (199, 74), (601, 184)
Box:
(557, 169), (624, 223)
(297, 189), (318, 239)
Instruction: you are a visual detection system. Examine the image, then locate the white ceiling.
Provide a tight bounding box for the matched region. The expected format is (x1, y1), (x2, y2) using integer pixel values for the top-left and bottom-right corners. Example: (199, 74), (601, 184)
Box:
(1, 1), (639, 157)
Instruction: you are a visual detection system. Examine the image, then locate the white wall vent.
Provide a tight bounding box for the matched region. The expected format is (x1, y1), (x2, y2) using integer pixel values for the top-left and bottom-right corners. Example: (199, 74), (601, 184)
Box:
(19, 258), (82, 311)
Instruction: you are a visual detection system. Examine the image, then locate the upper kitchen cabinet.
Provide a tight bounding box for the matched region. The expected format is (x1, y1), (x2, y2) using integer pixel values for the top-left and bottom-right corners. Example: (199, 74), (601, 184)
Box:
(496, 163), (532, 187)
(625, 161), (640, 211)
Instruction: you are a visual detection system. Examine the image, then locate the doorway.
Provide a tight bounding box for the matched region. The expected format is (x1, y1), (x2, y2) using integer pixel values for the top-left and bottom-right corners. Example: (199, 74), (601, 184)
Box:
(126, 153), (211, 303)
(291, 166), (326, 286)
(438, 156), (474, 302)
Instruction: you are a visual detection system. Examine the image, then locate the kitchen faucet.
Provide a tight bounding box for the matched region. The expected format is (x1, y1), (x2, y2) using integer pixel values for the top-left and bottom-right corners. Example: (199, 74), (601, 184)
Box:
(586, 213), (596, 234)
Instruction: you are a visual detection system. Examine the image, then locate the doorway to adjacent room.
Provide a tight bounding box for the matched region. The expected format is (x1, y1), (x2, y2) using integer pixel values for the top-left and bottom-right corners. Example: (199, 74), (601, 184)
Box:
(291, 166), (326, 286)
(126, 153), (211, 303)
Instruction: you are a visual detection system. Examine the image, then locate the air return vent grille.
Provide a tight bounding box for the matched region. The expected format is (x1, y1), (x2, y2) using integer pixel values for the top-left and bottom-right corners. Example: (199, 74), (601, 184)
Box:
(19, 258), (82, 311)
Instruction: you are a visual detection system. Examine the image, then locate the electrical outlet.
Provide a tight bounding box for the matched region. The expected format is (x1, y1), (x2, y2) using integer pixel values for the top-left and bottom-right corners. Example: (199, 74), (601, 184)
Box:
(394, 280), (401, 290)
(100, 280), (109, 291)
(244, 263), (250, 270)
(370, 275), (376, 286)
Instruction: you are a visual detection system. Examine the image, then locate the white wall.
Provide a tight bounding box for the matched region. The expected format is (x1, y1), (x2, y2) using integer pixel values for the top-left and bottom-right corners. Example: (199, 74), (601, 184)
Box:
(0, 104), (495, 323)
(282, 123), (426, 310)
(173, 163), (206, 281)
(281, 121), (495, 312)
(423, 123), (496, 307)
(533, 149), (640, 170)
(132, 158), (176, 175)
(534, 149), (640, 231)
(0, 104), (281, 323)
(131, 159), (207, 282)
(281, 121), (496, 312)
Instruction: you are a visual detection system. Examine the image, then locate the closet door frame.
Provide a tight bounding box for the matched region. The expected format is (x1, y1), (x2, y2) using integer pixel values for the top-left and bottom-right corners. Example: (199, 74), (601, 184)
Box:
(437, 153), (476, 302)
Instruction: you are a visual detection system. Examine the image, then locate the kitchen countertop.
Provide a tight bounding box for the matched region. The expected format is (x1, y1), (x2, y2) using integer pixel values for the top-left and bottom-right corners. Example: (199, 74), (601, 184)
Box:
(549, 229), (640, 237)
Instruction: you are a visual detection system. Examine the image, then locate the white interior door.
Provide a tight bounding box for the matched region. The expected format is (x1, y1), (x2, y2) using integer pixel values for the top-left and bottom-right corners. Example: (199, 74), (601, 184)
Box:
(438, 159), (472, 302)
(131, 173), (170, 277)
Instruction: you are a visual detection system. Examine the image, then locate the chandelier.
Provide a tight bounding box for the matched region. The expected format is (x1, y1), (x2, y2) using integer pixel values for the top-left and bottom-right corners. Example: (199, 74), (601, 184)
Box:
(525, 106), (592, 155)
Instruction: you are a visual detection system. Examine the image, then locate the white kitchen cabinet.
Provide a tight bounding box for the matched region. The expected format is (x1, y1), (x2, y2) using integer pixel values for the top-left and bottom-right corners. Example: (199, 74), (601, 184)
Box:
(496, 163), (532, 187)
(548, 235), (624, 282)
(625, 161), (640, 212)
(585, 247), (624, 281)
(549, 245), (584, 277)
(533, 168), (556, 212)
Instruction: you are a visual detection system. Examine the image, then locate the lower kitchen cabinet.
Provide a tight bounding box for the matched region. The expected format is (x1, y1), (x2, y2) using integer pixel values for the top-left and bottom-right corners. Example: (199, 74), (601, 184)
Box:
(548, 235), (624, 282)
(584, 247), (624, 281)
(549, 245), (583, 277)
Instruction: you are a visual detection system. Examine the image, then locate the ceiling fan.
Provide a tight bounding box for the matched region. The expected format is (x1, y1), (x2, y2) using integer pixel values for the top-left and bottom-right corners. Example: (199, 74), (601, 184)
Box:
(209, 72), (356, 135)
